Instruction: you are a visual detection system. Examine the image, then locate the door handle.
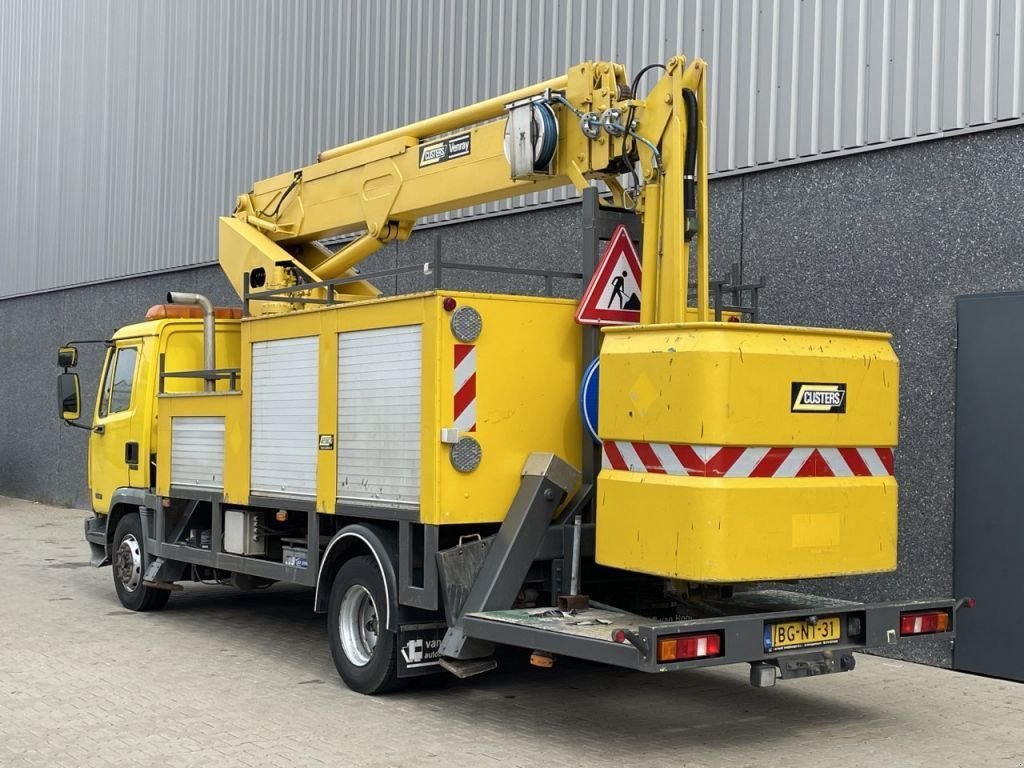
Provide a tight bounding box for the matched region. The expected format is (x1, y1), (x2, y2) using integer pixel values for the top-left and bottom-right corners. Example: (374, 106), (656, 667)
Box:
(93, 425), (105, 435)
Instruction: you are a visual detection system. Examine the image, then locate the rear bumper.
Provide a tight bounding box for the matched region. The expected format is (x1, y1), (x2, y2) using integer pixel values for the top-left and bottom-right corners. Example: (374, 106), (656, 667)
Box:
(459, 589), (959, 674)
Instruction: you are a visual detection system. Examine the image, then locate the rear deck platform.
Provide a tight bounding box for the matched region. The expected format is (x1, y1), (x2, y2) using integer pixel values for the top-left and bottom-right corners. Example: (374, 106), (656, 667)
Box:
(460, 589), (956, 674)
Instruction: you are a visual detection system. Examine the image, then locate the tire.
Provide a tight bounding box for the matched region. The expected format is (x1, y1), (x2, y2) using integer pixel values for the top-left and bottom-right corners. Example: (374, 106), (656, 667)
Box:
(327, 555), (401, 694)
(111, 513), (170, 612)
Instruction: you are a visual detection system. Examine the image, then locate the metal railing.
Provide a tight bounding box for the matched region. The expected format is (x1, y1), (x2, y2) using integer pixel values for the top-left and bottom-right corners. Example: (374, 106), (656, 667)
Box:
(709, 262), (765, 323)
(242, 257), (584, 315)
(158, 353), (241, 394)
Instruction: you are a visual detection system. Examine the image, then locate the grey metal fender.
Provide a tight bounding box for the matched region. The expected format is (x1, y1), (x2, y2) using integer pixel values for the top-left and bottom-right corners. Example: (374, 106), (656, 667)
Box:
(314, 524), (399, 631)
(91, 487), (150, 564)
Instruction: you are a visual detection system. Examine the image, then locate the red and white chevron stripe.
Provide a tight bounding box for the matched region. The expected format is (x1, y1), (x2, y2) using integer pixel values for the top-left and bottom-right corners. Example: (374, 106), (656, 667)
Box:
(601, 441), (894, 478)
(453, 344), (476, 432)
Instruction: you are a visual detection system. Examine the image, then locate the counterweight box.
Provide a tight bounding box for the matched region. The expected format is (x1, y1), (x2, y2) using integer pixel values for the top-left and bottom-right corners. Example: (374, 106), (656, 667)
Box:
(595, 322), (899, 582)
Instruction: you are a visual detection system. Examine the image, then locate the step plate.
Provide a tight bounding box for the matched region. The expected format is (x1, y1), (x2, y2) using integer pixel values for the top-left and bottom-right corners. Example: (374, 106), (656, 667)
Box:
(465, 606), (645, 642)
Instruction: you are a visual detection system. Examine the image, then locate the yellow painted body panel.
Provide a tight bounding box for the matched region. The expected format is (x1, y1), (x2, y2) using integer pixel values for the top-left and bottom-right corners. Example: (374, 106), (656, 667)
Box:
(434, 294), (582, 525)
(596, 474), (897, 581)
(599, 322), (898, 446)
(241, 302), (358, 513)
(155, 292), (581, 525)
(90, 331), (156, 514)
(595, 321), (899, 581)
(154, 392), (247, 503)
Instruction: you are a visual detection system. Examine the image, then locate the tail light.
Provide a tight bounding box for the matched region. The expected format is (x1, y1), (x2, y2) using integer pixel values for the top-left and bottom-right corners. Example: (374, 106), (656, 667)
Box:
(899, 610), (951, 636)
(657, 632), (723, 663)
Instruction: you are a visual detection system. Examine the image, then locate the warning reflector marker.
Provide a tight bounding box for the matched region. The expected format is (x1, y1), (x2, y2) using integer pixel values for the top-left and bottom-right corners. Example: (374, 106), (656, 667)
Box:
(575, 224), (642, 326)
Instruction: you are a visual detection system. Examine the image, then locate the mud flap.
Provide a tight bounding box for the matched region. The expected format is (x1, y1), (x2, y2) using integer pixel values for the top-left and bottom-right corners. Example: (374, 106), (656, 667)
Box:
(397, 622), (447, 678)
(84, 515), (109, 567)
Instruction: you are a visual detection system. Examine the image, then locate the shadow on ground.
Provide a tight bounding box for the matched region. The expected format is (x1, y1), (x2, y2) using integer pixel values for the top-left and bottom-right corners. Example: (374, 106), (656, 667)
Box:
(111, 580), (892, 754)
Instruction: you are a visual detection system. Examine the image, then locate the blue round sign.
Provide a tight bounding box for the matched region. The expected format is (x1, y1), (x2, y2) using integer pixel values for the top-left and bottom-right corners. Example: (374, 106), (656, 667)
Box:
(579, 358), (601, 444)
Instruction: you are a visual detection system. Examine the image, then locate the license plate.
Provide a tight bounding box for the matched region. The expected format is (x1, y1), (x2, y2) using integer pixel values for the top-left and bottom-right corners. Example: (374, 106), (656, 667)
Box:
(765, 616), (841, 651)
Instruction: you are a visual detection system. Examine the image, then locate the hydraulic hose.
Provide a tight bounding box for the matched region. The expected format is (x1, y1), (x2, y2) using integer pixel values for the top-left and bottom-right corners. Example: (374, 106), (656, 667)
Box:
(682, 88), (698, 240)
(533, 102), (558, 171)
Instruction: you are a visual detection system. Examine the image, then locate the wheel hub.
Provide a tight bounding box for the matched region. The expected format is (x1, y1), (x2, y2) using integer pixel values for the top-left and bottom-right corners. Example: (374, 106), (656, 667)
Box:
(339, 584), (379, 667)
(115, 533), (143, 593)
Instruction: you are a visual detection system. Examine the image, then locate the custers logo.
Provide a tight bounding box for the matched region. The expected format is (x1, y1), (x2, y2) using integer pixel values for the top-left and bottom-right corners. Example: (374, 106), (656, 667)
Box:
(419, 133), (472, 167)
(791, 382), (847, 413)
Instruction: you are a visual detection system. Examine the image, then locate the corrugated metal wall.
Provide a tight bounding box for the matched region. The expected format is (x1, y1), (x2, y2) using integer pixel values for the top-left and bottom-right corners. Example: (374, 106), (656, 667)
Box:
(1, 0), (1022, 298)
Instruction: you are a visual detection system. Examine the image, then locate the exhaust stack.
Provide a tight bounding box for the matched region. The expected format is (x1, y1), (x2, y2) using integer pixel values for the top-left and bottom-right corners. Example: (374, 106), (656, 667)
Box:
(166, 292), (216, 392)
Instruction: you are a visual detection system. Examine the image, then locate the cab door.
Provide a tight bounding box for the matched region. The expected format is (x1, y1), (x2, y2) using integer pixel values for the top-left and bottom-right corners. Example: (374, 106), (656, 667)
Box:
(88, 342), (141, 513)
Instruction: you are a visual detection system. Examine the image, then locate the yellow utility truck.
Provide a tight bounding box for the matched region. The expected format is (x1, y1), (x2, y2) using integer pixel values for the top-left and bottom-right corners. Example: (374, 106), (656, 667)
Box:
(58, 57), (961, 694)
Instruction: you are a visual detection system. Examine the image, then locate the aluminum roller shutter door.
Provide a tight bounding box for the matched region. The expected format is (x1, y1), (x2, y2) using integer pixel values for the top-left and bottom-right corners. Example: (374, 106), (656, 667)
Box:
(337, 325), (422, 508)
(250, 336), (319, 499)
(170, 416), (225, 490)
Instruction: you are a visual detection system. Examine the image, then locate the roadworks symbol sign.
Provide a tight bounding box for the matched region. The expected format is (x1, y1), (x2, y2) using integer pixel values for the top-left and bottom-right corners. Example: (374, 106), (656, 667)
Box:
(575, 224), (642, 326)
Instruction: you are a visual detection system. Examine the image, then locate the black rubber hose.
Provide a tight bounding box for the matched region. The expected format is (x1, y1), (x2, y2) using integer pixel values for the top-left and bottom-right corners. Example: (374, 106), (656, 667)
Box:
(533, 102), (558, 171)
(623, 63), (667, 185)
(259, 170), (302, 218)
(682, 88), (698, 240)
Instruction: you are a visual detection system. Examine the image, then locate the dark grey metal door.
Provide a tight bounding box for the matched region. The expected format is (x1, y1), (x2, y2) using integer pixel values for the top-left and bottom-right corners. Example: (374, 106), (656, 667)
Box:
(954, 292), (1024, 682)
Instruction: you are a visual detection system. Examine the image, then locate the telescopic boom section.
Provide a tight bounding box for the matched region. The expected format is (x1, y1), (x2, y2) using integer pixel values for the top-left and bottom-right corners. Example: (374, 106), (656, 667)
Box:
(219, 56), (710, 324)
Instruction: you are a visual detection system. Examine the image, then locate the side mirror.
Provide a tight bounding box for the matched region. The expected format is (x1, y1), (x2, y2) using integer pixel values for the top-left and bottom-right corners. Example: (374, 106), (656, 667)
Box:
(58, 346), (78, 368)
(58, 373), (81, 420)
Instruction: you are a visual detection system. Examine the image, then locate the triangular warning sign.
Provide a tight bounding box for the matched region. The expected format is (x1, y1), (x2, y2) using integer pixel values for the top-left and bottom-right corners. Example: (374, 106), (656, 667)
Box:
(575, 224), (642, 326)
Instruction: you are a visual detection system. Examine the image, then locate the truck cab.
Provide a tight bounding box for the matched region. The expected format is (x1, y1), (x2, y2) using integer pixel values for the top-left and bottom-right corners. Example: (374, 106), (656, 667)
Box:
(61, 304), (242, 515)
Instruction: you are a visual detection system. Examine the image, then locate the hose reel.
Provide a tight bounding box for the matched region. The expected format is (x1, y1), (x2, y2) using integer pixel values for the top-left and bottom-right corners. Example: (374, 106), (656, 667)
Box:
(503, 97), (558, 179)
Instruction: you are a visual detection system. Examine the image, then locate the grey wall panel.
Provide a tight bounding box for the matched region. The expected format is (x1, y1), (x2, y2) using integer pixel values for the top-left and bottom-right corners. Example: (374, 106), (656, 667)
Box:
(953, 293), (1024, 682)
(0, 264), (238, 511)
(1, 0), (1023, 298)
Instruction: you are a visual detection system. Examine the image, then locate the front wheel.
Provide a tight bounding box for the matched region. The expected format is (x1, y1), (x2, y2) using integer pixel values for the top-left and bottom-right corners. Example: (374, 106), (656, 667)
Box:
(327, 556), (400, 694)
(111, 513), (170, 612)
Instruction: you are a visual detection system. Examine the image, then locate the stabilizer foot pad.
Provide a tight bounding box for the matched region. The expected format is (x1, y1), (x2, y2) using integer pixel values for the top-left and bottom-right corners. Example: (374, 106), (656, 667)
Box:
(142, 580), (184, 592)
(440, 657), (498, 679)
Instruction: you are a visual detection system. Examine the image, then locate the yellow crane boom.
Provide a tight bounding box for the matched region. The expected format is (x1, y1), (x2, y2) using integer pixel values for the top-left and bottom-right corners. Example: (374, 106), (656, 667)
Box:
(219, 56), (709, 324)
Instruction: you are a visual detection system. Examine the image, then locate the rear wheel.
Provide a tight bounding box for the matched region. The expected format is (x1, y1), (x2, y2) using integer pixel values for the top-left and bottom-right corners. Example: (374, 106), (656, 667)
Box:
(112, 513), (170, 612)
(327, 555), (400, 694)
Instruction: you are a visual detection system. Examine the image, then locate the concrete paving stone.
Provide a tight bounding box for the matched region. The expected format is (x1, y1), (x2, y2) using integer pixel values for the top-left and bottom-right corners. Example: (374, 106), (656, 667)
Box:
(1, 495), (1022, 767)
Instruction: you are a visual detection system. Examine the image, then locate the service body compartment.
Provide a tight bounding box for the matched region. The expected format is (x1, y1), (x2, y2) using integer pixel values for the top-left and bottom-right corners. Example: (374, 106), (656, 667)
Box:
(158, 291), (582, 526)
(595, 322), (899, 582)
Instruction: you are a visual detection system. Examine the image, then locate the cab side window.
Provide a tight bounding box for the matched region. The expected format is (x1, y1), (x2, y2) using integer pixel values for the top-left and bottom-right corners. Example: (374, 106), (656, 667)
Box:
(99, 347), (138, 417)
